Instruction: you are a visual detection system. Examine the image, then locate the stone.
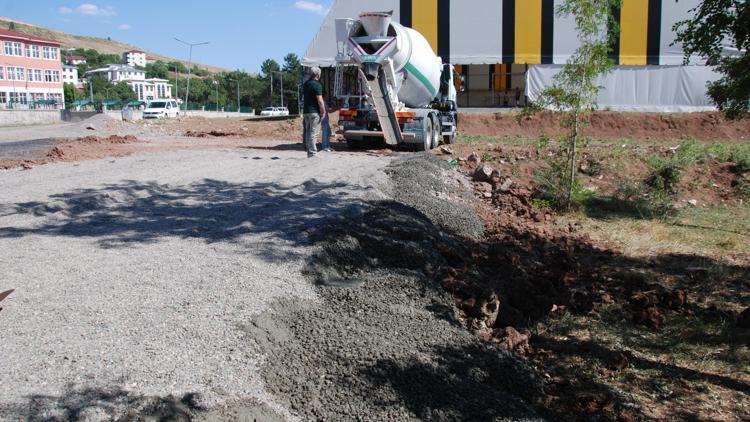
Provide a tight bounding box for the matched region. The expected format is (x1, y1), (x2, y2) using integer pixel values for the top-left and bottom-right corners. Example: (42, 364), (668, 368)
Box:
(473, 165), (494, 182)
(498, 178), (514, 193)
(477, 182), (493, 193)
(467, 152), (481, 164)
(440, 146), (454, 155)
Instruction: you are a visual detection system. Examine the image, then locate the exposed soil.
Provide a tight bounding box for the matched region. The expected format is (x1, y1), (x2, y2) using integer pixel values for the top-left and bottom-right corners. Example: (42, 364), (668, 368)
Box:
(443, 141), (749, 208)
(177, 117), (307, 140)
(460, 111), (750, 142)
(429, 148), (750, 420)
(0, 135), (139, 170)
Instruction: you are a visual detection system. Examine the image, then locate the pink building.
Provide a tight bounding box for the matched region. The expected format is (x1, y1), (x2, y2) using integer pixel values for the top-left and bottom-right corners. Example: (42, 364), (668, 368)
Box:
(0, 28), (64, 109)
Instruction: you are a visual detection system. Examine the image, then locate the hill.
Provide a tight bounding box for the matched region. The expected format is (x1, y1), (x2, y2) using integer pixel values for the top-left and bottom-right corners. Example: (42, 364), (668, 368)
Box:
(0, 17), (225, 73)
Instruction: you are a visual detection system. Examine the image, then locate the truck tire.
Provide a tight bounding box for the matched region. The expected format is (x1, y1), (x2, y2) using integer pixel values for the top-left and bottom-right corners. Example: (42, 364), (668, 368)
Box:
(430, 114), (441, 149)
(421, 117), (434, 151)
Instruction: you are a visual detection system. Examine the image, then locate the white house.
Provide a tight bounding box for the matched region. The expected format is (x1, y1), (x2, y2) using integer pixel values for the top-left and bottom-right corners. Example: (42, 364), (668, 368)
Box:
(86, 64), (145, 82)
(85, 64), (171, 101)
(62, 64), (80, 87)
(123, 50), (147, 68)
(130, 78), (173, 101)
(65, 55), (87, 65)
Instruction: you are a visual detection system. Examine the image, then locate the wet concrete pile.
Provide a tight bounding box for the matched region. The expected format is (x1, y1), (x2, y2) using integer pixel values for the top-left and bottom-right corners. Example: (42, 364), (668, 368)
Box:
(252, 155), (543, 420)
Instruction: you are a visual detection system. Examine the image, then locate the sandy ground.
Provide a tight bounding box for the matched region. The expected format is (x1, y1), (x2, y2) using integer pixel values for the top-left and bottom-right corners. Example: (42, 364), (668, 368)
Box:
(0, 147), (392, 420)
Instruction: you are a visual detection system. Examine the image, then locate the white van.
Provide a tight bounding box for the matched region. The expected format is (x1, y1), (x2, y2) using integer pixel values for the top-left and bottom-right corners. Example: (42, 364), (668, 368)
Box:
(143, 100), (180, 119)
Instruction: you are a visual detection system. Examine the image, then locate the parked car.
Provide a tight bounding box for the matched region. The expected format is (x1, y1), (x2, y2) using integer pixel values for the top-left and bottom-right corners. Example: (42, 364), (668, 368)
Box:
(260, 106), (289, 117)
(143, 100), (179, 119)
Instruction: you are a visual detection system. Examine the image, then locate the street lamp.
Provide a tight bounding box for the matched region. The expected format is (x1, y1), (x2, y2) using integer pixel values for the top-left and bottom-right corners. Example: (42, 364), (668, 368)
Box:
(212, 80), (219, 112)
(169, 63), (180, 101)
(174, 38), (209, 115)
(271, 71), (284, 108)
(227, 78), (240, 112)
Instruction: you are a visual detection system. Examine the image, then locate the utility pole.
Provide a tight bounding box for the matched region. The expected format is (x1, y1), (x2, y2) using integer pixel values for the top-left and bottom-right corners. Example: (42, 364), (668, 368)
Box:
(174, 38), (209, 115)
(170, 63), (180, 102)
(227, 78), (240, 112)
(272, 71), (284, 108)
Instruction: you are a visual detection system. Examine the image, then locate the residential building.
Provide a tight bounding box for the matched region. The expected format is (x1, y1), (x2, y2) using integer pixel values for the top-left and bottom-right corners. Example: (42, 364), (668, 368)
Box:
(123, 50), (147, 68)
(65, 55), (87, 65)
(0, 28), (64, 109)
(129, 78), (173, 101)
(86, 64), (145, 82)
(305, 0), (734, 111)
(85, 64), (172, 101)
(62, 64), (80, 87)
(145, 56), (156, 65)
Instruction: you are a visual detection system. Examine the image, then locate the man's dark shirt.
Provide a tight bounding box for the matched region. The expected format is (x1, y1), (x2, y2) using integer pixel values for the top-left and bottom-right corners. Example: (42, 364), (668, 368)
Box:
(303, 79), (324, 114)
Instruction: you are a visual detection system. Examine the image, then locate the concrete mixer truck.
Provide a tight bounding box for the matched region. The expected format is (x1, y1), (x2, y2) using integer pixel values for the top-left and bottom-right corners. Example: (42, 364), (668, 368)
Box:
(333, 11), (458, 150)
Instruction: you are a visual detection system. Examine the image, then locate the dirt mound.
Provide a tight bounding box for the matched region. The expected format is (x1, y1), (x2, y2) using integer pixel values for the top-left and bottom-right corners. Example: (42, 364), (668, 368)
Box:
(1, 135), (139, 170)
(178, 117), (305, 141)
(460, 111), (750, 142)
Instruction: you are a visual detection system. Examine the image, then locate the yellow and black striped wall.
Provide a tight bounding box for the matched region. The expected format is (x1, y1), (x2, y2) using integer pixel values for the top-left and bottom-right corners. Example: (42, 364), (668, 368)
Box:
(398, 0), (668, 66)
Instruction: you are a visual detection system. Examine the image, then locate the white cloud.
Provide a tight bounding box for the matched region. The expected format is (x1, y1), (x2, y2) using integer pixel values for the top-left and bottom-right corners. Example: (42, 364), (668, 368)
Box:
(59, 4), (116, 17)
(117, 24), (131, 30)
(294, 1), (328, 16)
(76, 4), (116, 16)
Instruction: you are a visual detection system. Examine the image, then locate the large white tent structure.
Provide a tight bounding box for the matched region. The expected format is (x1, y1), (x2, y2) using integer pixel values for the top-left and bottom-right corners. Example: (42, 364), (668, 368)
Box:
(303, 0), (728, 111)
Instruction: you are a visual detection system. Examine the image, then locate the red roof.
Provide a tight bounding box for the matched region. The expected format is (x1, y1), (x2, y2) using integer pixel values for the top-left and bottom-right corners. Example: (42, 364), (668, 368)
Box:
(66, 55), (87, 61)
(0, 28), (60, 45)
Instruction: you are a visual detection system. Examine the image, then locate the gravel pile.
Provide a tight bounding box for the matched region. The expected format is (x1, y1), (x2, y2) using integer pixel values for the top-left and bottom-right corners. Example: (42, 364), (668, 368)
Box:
(255, 155), (542, 420)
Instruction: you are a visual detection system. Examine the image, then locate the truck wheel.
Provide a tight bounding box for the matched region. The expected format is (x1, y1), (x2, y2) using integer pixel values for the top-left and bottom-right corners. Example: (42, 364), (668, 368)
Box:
(421, 118), (433, 151)
(430, 115), (441, 149)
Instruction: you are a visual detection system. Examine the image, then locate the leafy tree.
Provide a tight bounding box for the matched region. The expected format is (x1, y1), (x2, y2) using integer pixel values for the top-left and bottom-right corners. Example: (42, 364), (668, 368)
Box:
(675, 1), (750, 119)
(260, 59), (280, 78)
(283, 53), (301, 74)
(168, 61), (187, 74)
(525, 0), (620, 209)
(145, 61), (169, 79)
(63, 83), (78, 104)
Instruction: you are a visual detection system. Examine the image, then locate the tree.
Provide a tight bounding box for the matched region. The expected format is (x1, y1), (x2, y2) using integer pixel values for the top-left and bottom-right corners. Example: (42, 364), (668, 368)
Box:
(675, 1), (750, 119)
(526, 0), (620, 209)
(260, 59), (280, 78)
(282, 53), (301, 74)
(168, 61), (187, 74)
(63, 83), (78, 104)
(8, 22), (16, 31)
(145, 61), (169, 79)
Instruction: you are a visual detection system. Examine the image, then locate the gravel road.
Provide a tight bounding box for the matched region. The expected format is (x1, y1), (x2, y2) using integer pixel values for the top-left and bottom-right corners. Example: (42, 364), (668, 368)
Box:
(0, 148), (390, 420)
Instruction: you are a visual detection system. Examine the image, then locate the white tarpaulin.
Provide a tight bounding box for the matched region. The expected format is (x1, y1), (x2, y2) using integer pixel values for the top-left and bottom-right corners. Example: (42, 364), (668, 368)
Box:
(527, 64), (722, 112)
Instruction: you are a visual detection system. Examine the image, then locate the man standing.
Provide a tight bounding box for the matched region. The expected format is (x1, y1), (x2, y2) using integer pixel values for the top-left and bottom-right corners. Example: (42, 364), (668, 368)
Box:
(303, 67), (327, 157)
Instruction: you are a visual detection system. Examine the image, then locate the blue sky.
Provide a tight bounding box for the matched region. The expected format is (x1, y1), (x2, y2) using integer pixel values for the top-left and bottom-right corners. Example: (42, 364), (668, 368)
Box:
(0, 0), (334, 72)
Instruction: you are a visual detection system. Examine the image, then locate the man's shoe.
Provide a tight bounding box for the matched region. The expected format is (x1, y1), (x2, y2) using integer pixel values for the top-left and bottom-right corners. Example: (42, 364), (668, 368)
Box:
(323, 148), (333, 152)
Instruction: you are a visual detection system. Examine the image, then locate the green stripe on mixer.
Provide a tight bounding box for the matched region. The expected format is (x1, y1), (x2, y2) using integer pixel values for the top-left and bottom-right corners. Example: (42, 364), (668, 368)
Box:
(405, 62), (438, 98)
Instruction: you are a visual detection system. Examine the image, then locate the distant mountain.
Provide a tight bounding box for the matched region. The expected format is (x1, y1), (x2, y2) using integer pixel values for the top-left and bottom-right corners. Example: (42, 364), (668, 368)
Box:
(0, 17), (225, 73)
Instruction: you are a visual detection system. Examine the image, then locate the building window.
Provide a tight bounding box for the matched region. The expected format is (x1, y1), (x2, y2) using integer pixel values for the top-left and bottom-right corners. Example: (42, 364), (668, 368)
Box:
(18, 92), (27, 104)
(4, 42), (13, 55)
(26, 45), (40, 58)
(50, 47), (58, 60)
(0, 66), (4, 80)
(43, 46), (50, 59)
(52, 71), (60, 82)
(13, 42), (23, 56)
(0, 92), (6, 104)
(44, 70), (52, 82)
(6, 66), (14, 80)
(34, 69), (42, 82)
(27, 69), (33, 81)
(9, 92), (18, 105)
(16, 67), (24, 81)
